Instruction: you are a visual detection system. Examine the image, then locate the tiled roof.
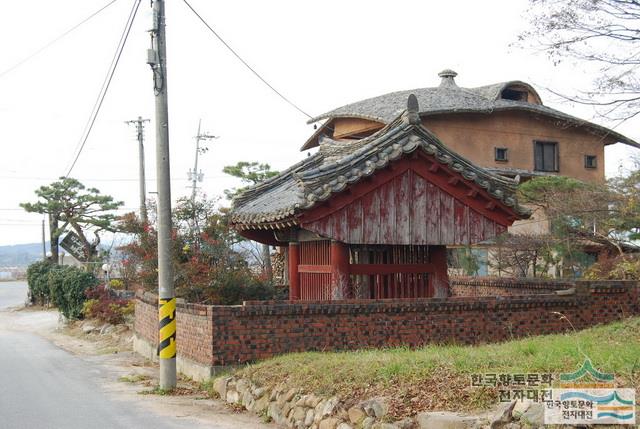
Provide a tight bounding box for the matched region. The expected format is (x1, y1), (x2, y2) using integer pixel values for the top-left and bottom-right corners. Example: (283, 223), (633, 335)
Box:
(231, 97), (531, 229)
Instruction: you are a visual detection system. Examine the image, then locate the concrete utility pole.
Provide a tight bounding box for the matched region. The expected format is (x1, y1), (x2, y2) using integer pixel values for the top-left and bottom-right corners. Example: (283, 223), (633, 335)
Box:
(148, 0), (176, 389)
(187, 119), (217, 204)
(125, 116), (150, 223)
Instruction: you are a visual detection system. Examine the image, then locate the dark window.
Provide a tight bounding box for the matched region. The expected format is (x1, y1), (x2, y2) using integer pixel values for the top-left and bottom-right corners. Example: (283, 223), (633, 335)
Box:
(585, 155), (597, 169)
(495, 147), (508, 162)
(501, 88), (528, 102)
(534, 141), (558, 172)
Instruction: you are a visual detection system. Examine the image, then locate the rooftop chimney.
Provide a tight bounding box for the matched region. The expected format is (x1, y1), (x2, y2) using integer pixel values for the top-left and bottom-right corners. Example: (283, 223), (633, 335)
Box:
(438, 69), (458, 88)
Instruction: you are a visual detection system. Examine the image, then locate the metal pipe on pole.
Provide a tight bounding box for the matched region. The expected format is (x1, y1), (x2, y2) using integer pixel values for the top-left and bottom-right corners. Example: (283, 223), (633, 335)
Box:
(149, 0), (176, 390)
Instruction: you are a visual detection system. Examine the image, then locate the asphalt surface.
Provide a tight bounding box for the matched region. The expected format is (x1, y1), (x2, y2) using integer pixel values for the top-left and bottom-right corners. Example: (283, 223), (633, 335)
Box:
(0, 281), (259, 429)
(0, 280), (29, 309)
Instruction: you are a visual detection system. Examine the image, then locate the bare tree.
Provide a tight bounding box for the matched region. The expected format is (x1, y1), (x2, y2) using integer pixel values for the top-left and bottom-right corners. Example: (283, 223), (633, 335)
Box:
(520, 0), (640, 122)
(491, 234), (559, 278)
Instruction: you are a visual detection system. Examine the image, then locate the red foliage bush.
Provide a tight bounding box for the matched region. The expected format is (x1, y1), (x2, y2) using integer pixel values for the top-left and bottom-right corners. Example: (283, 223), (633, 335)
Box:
(83, 286), (133, 325)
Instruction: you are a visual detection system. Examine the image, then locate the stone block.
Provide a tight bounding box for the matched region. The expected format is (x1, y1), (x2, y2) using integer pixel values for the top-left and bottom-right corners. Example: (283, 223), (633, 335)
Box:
(319, 417), (341, 429)
(416, 411), (478, 429)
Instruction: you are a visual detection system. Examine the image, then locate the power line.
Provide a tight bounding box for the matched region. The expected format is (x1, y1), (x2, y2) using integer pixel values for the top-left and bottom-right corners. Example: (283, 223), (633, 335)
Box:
(0, 175), (227, 182)
(181, 0), (314, 120)
(65, 0), (142, 177)
(0, 0), (120, 79)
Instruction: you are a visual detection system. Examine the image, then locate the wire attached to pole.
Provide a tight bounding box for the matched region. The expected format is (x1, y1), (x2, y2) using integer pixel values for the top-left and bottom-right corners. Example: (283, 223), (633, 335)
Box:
(0, 0), (120, 79)
(65, 0), (142, 177)
(182, 0), (314, 120)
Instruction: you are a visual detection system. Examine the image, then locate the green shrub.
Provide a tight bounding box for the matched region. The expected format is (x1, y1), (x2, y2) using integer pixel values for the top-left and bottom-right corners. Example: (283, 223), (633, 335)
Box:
(27, 262), (98, 319)
(58, 267), (98, 320)
(213, 271), (283, 305)
(26, 261), (55, 305)
(82, 299), (99, 318)
(47, 265), (73, 308)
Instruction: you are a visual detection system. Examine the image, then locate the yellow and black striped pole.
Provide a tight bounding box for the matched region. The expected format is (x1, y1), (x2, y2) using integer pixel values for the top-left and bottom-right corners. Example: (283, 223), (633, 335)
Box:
(158, 297), (176, 359)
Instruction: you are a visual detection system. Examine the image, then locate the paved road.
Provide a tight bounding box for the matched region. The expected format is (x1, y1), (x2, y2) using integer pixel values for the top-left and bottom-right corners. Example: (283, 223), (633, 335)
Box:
(0, 280), (29, 309)
(0, 281), (265, 429)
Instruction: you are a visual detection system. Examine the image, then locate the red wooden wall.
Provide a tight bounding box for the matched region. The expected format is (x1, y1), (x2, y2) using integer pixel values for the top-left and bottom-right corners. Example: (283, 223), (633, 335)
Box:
(298, 241), (332, 300)
(294, 240), (439, 300)
(302, 169), (506, 246)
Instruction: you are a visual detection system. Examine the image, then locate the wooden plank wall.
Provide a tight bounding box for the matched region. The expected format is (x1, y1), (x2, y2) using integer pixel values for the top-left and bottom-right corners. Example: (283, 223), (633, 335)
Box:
(350, 245), (432, 299)
(303, 170), (506, 245)
(298, 241), (332, 300)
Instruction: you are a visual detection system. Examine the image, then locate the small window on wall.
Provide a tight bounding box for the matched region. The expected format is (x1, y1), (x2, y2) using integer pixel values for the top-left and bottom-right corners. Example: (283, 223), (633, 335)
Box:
(534, 141), (558, 172)
(585, 155), (597, 169)
(495, 147), (508, 162)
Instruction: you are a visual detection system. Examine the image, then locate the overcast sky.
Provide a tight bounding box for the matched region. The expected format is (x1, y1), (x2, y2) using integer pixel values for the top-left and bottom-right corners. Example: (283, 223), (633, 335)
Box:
(1, 0), (638, 247)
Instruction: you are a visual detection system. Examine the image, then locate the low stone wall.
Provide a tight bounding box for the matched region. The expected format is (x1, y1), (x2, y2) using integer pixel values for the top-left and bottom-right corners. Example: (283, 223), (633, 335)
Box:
(214, 375), (415, 429)
(450, 276), (574, 297)
(134, 282), (639, 380)
(213, 374), (541, 429)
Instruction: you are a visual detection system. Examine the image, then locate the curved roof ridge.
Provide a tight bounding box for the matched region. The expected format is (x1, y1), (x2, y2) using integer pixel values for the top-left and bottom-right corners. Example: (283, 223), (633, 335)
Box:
(304, 78), (638, 148)
(307, 87), (435, 124)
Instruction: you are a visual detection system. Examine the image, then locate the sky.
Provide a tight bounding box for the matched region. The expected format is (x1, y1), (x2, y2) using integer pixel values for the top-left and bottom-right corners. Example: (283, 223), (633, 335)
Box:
(0, 0), (638, 247)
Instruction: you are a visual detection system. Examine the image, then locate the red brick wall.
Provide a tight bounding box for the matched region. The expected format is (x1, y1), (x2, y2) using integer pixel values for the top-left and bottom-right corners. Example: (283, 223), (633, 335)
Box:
(135, 282), (639, 367)
(450, 276), (574, 297)
(134, 292), (157, 345)
(135, 292), (214, 366)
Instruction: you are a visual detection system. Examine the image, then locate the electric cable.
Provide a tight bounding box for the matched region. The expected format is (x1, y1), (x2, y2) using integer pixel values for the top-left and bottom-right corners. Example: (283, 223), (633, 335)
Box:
(0, 0), (119, 79)
(65, 0), (142, 177)
(182, 0), (314, 120)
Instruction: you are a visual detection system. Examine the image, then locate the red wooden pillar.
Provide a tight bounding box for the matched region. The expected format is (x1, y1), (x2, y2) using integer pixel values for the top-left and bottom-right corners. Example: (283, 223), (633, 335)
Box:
(330, 240), (350, 300)
(430, 245), (449, 298)
(288, 242), (300, 300)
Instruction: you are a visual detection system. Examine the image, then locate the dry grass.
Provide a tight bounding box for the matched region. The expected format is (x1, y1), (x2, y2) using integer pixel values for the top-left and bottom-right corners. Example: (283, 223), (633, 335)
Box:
(233, 317), (640, 419)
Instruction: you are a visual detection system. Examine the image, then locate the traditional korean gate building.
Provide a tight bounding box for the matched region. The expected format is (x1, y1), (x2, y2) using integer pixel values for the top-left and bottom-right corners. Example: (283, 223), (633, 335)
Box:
(231, 96), (530, 300)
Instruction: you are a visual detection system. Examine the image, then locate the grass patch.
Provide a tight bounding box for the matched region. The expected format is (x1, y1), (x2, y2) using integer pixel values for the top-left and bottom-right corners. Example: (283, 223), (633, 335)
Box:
(234, 317), (640, 419)
(118, 373), (151, 383)
(199, 379), (219, 399)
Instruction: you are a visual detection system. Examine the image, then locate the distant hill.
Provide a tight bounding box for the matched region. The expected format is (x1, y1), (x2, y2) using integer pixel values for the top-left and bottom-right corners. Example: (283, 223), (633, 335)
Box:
(0, 242), (47, 267)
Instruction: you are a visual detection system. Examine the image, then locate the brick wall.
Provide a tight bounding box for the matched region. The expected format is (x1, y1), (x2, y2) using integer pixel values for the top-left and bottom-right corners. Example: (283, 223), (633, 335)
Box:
(135, 281), (639, 368)
(450, 276), (574, 297)
(135, 292), (214, 366)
